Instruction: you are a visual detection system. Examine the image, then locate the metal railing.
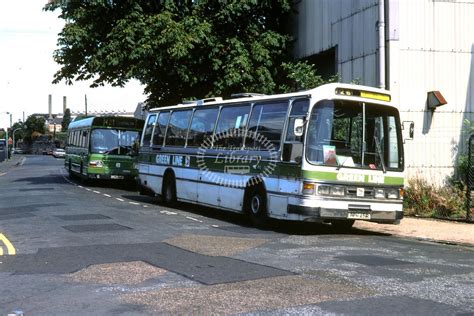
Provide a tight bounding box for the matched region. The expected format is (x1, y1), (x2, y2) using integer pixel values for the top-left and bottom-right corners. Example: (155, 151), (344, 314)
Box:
(464, 134), (474, 222)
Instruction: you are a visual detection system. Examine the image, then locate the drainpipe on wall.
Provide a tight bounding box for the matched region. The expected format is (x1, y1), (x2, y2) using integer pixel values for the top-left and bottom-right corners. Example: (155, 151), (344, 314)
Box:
(378, 0), (386, 89)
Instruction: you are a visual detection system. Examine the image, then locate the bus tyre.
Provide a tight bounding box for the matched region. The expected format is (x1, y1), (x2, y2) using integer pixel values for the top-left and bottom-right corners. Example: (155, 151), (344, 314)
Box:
(246, 187), (267, 227)
(331, 219), (355, 231)
(162, 175), (176, 205)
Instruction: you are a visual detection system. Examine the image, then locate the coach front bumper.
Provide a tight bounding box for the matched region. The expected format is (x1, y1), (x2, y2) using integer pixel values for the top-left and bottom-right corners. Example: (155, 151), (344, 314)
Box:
(287, 196), (403, 224)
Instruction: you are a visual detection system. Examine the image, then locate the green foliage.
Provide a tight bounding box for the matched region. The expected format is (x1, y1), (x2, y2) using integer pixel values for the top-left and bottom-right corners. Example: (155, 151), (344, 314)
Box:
(453, 119), (474, 184)
(456, 154), (468, 184)
(463, 118), (474, 135)
(279, 62), (338, 93)
(62, 108), (72, 131)
(403, 177), (466, 219)
(45, 0), (331, 106)
(23, 116), (46, 145)
(8, 122), (25, 140)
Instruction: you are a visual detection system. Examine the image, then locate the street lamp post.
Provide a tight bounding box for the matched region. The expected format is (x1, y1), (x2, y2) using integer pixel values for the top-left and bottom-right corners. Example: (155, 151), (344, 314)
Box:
(12, 128), (22, 153)
(0, 112), (11, 159)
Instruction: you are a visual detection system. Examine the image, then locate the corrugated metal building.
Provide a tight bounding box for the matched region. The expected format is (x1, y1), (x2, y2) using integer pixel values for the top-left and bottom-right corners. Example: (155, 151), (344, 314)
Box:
(294, 0), (474, 184)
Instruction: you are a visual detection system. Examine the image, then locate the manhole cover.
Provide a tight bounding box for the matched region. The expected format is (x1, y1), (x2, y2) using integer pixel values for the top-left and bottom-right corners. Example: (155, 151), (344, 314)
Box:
(62, 224), (131, 233)
(56, 214), (111, 221)
(337, 255), (413, 266)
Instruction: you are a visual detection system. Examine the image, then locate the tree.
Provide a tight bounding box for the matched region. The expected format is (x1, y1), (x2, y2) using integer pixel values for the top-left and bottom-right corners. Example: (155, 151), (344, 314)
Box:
(45, 0), (328, 107)
(23, 116), (46, 145)
(8, 122), (25, 144)
(62, 108), (72, 131)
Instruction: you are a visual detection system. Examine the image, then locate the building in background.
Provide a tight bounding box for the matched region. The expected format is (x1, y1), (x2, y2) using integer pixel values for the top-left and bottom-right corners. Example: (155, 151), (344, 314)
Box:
(32, 109), (135, 133)
(134, 102), (148, 120)
(294, 0), (474, 184)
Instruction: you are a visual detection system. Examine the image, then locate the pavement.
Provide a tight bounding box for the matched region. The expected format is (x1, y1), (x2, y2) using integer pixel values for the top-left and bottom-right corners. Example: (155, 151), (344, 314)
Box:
(0, 154), (24, 175)
(1, 154), (472, 247)
(354, 217), (474, 247)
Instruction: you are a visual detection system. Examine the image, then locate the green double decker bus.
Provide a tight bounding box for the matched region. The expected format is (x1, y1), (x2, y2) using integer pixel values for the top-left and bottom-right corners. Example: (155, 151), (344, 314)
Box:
(65, 116), (144, 182)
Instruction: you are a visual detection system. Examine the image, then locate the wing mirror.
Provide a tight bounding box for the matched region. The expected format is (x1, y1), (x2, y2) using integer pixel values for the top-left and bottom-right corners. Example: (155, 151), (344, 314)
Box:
(402, 121), (414, 142)
(294, 118), (305, 137)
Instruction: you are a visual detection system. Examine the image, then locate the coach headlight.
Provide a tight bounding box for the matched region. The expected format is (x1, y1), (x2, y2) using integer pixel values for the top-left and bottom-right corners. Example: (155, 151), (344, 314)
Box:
(374, 188), (385, 199)
(386, 189), (399, 199)
(89, 160), (104, 168)
(317, 185), (330, 195)
(330, 186), (345, 196)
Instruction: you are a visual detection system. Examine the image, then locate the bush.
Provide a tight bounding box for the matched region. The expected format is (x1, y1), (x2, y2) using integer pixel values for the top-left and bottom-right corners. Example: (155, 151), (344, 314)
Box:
(403, 177), (466, 219)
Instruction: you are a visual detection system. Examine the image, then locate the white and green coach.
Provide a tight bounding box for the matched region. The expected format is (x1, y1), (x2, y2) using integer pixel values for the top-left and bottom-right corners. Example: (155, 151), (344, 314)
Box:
(137, 83), (407, 229)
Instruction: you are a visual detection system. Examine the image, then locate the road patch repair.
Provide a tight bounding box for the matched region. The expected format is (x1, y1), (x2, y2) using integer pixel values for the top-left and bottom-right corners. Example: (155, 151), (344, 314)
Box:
(55, 214), (111, 221)
(67, 261), (167, 285)
(62, 224), (131, 233)
(0, 233), (16, 255)
(121, 275), (374, 314)
(164, 234), (268, 257)
(0, 242), (292, 285)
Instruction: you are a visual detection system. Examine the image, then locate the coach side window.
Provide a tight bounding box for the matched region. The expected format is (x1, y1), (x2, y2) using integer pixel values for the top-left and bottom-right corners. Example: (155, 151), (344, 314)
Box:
(79, 130), (84, 147)
(285, 99), (309, 142)
(282, 98), (309, 163)
(246, 101), (288, 150)
(187, 108), (219, 147)
(73, 131), (78, 147)
(165, 110), (192, 147)
(214, 104), (251, 149)
(141, 114), (157, 147)
(153, 111), (170, 146)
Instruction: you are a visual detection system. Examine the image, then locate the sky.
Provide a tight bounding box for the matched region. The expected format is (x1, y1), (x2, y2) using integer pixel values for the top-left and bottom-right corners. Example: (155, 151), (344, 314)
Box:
(0, 1), (147, 129)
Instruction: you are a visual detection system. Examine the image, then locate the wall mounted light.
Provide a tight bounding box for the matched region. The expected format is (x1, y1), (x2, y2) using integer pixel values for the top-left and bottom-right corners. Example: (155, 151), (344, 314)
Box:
(427, 91), (447, 111)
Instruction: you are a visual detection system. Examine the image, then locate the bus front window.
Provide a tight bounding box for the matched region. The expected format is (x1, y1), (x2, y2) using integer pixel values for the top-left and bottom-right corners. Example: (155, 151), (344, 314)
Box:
(306, 100), (403, 171)
(91, 129), (140, 155)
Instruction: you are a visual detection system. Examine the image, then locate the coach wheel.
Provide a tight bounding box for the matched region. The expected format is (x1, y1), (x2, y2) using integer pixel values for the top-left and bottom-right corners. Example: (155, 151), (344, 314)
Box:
(162, 174), (176, 204)
(246, 186), (267, 227)
(331, 220), (355, 231)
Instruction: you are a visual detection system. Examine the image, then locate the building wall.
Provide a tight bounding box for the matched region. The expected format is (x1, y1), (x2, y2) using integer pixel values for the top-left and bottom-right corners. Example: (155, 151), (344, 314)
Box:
(392, 0), (474, 184)
(294, 0), (474, 184)
(294, 0), (379, 86)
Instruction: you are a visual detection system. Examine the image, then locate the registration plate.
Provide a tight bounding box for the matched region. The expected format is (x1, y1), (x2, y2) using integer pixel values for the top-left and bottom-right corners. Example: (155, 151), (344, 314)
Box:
(111, 175), (124, 179)
(348, 212), (371, 220)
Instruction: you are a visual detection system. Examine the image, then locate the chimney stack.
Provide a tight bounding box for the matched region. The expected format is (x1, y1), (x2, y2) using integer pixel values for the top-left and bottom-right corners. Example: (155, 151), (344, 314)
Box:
(63, 96), (67, 114)
(48, 94), (52, 119)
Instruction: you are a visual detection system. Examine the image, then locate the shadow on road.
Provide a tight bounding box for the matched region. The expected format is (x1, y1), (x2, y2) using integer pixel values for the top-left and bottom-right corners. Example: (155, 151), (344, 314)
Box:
(121, 193), (391, 238)
(64, 174), (391, 238)
(14, 175), (68, 185)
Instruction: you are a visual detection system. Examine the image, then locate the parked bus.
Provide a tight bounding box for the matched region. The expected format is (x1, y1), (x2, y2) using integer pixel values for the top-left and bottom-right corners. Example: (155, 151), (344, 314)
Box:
(65, 116), (144, 182)
(137, 83), (406, 229)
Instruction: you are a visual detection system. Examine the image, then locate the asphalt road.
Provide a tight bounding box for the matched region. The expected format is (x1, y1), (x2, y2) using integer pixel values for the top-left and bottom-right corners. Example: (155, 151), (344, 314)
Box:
(0, 155), (473, 315)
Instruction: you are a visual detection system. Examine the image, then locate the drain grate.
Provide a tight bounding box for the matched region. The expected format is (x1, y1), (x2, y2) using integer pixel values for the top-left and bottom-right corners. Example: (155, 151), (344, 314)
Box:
(337, 255), (413, 266)
(62, 224), (131, 233)
(56, 214), (111, 221)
